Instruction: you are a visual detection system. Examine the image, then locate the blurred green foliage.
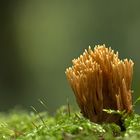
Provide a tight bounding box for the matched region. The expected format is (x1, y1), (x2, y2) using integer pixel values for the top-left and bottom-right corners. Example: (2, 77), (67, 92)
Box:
(0, 0), (140, 113)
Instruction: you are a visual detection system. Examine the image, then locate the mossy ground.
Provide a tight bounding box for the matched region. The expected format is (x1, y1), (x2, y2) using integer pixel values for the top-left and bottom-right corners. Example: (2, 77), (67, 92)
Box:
(0, 106), (140, 140)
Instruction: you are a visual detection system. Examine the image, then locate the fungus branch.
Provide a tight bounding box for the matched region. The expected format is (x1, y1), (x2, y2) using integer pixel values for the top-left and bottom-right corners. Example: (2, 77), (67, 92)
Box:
(65, 45), (134, 124)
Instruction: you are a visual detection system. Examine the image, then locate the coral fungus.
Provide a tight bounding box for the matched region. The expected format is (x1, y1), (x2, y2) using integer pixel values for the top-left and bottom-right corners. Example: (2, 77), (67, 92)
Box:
(65, 45), (134, 123)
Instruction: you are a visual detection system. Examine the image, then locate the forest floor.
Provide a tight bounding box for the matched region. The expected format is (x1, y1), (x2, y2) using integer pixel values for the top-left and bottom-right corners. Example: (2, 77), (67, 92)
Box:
(0, 105), (140, 140)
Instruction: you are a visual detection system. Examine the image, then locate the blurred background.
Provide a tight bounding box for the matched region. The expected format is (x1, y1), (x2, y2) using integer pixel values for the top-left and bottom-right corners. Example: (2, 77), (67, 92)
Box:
(0, 0), (140, 113)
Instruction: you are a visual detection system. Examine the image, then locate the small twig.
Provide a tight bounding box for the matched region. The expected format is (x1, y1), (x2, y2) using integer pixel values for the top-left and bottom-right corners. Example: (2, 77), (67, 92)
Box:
(31, 121), (38, 129)
(38, 99), (48, 110)
(31, 106), (46, 127)
(67, 98), (71, 117)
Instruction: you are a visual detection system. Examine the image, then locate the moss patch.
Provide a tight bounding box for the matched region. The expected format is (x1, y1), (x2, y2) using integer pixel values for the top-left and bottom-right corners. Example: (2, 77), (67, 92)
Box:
(0, 106), (140, 140)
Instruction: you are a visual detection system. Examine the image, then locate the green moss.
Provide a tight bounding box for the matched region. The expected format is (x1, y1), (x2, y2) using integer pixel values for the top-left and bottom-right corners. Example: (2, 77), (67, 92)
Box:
(0, 106), (140, 140)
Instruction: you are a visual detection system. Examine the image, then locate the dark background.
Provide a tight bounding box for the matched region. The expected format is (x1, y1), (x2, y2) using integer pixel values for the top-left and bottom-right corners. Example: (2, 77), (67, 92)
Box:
(0, 0), (140, 113)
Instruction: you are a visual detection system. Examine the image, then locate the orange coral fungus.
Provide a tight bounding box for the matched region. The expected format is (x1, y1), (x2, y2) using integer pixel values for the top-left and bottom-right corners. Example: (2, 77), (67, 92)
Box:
(65, 44), (134, 123)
